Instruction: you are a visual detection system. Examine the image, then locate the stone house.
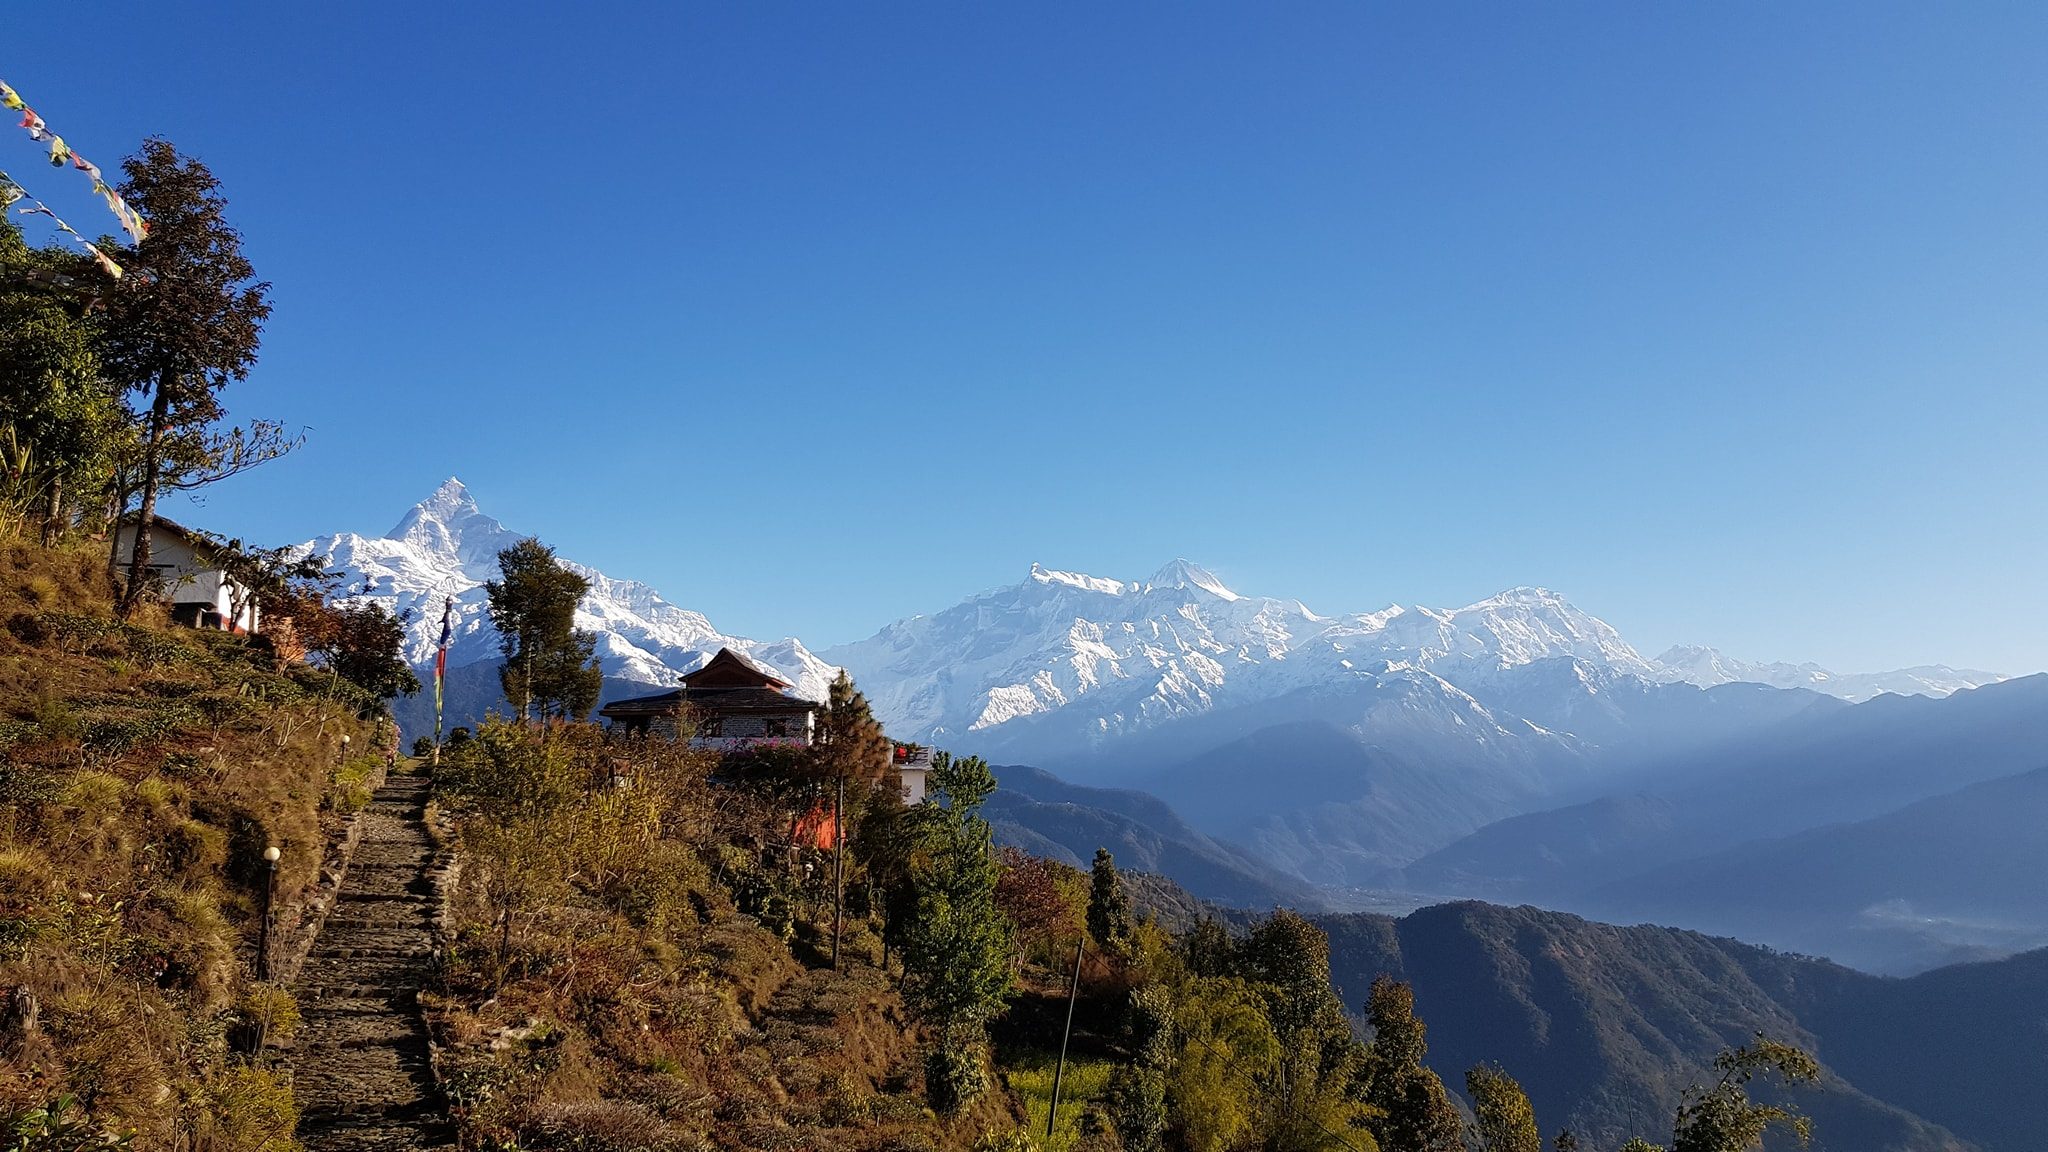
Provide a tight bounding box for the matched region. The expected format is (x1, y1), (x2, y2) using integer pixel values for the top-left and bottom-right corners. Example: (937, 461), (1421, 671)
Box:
(599, 647), (820, 750)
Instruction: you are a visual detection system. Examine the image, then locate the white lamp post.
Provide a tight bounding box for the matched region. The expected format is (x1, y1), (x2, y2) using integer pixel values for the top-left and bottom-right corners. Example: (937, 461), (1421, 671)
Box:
(257, 845), (281, 978)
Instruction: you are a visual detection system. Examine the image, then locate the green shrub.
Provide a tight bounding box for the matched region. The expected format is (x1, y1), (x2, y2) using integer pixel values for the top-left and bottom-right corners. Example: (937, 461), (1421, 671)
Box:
(232, 985), (302, 1045)
(184, 1064), (297, 1152)
(925, 1042), (988, 1114)
(1, 1095), (135, 1150)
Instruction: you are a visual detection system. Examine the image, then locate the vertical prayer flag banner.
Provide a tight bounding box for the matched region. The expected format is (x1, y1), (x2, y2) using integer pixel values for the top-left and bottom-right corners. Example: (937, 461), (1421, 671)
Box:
(0, 78), (149, 243)
(4, 167), (124, 279)
(433, 596), (454, 745)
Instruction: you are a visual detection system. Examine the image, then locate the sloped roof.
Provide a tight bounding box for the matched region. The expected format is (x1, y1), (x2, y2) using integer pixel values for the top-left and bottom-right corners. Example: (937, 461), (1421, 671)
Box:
(599, 684), (819, 719)
(681, 646), (794, 690)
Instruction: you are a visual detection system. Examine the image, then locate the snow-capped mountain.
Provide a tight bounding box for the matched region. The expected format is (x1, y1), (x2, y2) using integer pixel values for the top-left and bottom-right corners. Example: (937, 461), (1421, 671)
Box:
(299, 478), (836, 702)
(823, 561), (1913, 758)
(1649, 644), (2005, 703)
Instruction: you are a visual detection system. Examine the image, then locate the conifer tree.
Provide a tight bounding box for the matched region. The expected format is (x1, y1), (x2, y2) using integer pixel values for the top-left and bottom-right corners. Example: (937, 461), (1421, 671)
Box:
(814, 670), (892, 782)
(897, 752), (1013, 1110)
(1088, 847), (1135, 957)
(485, 537), (602, 721)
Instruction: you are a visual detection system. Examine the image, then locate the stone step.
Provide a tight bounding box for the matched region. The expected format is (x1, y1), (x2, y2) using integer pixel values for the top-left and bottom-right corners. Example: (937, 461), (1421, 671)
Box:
(330, 884), (432, 902)
(298, 956), (434, 988)
(294, 773), (448, 1151)
(310, 945), (435, 962)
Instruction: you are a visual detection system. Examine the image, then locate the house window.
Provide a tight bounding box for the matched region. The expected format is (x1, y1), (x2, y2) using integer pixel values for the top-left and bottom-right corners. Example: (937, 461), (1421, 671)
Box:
(699, 717), (723, 737)
(763, 718), (790, 738)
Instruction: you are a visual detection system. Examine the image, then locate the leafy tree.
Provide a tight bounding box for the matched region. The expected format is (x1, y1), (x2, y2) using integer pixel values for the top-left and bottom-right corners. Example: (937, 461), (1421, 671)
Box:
(1467, 1064), (1542, 1152)
(994, 846), (1085, 967)
(1168, 976), (1283, 1152)
(321, 601), (421, 703)
(1362, 976), (1464, 1152)
(1669, 1037), (1819, 1152)
(1104, 1062), (1168, 1152)
(1618, 1141), (1664, 1152)
(196, 533), (330, 636)
(0, 223), (122, 543)
(100, 139), (280, 615)
(484, 537), (601, 721)
(896, 752), (1013, 1110)
(1232, 912), (1376, 1152)
(1239, 910), (1344, 1048)
(1552, 1131), (1579, 1152)
(1087, 847), (1134, 957)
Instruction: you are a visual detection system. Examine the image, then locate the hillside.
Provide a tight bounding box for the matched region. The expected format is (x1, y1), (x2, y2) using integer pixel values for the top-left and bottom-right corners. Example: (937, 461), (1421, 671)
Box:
(983, 764), (1320, 908)
(1315, 901), (2004, 1151)
(0, 542), (385, 1146)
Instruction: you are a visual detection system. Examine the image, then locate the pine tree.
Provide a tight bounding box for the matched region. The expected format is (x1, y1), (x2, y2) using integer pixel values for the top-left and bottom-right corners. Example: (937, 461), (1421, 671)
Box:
(100, 139), (283, 614)
(897, 752), (1013, 1110)
(1467, 1064), (1542, 1152)
(1087, 847), (1135, 957)
(485, 537), (602, 721)
(1363, 977), (1464, 1152)
(814, 670), (892, 782)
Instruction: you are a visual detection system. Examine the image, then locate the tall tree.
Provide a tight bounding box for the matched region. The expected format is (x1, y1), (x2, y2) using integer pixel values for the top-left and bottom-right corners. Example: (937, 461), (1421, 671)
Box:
(485, 537), (602, 721)
(1087, 846), (1135, 957)
(897, 752), (1013, 1110)
(1362, 976), (1464, 1152)
(1234, 910), (1375, 1152)
(812, 670), (892, 783)
(100, 138), (274, 615)
(1467, 1064), (1543, 1152)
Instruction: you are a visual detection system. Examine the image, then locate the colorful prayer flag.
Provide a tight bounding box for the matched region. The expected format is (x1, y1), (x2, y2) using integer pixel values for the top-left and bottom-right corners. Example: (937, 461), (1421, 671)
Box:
(0, 77), (148, 242)
(433, 595), (454, 745)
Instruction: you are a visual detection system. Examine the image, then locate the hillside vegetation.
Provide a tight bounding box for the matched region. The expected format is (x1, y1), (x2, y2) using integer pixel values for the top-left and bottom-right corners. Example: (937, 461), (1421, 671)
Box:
(0, 541), (386, 1148)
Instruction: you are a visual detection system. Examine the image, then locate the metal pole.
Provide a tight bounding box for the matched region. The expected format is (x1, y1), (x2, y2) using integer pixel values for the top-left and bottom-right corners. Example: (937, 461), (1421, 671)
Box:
(832, 773), (845, 970)
(256, 857), (278, 979)
(1047, 933), (1086, 1141)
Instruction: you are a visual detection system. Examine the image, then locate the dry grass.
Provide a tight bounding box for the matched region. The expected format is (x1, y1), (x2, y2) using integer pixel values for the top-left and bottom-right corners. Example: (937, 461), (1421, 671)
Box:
(0, 541), (377, 1148)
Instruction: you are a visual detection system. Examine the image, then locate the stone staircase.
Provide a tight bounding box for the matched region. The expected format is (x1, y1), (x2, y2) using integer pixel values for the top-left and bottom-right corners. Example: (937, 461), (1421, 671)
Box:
(292, 773), (454, 1150)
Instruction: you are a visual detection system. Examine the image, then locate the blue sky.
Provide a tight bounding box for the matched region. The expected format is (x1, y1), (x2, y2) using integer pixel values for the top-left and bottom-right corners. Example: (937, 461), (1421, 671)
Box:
(10, 4), (2046, 670)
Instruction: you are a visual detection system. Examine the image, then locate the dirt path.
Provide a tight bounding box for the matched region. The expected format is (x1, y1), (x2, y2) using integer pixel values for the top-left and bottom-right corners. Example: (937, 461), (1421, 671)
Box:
(291, 772), (454, 1150)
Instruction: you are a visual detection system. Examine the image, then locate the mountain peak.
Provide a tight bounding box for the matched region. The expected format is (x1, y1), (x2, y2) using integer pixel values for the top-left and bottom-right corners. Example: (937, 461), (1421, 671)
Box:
(1148, 558), (1239, 601)
(389, 477), (481, 537)
(1028, 563), (1131, 596)
(1474, 586), (1570, 608)
(386, 477), (515, 566)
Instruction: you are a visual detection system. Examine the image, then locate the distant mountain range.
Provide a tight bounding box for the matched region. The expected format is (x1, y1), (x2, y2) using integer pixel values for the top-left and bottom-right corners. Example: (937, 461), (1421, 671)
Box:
(823, 559), (2003, 757)
(302, 482), (2041, 974)
(308, 482), (2004, 747)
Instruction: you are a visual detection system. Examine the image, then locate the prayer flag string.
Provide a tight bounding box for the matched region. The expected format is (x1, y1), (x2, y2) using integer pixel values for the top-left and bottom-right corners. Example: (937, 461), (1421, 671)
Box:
(0, 168), (127, 280)
(0, 79), (149, 244)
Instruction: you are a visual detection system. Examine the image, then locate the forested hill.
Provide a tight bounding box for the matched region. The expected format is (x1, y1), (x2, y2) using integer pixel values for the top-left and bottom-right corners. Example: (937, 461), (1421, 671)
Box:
(1314, 900), (2042, 1152)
